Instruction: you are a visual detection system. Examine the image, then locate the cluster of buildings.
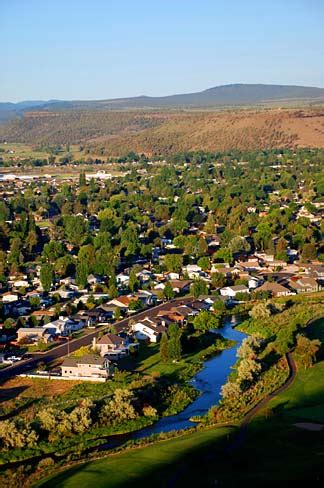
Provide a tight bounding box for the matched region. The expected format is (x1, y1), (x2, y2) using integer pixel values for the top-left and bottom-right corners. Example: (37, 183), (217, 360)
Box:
(59, 296), (214, 381)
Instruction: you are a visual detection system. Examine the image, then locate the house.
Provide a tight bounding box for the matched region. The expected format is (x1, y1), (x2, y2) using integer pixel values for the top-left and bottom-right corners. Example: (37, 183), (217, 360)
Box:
(199, 295), (228, 308)
(168, 280), (192, 294)
(189, 300), (210, 312)
(165, 272), (180, 281)
(210, 265), (240, 277)
(116, 273), (130, 286)
(288, 276), (320, 294)
(1, 292), (19, 303)
(248, 276), (264, 289)
(237, 259), (262, 272)
(78, 308), (110, 327)
(77, 293), (109, 304)
(131, 317), (167, 342)
(61, 354), (111, 380)
(255, 281), (292, 297)
(87, 274), (102, 285)
(305, 264), (324, 282)
(44, 316), (85, 336)
(93, 333), (130, 358)
(220, 285), (250, 297)
(95, 304), (119, 320)
(31, 309), (56, 321)
(185, 264), (202, 279)
(17, 327), (53, 344)
(51, 289), (76, 300)
(134, 290), (157, 306)
(107, 295), (139, 312)
(206, 235), (220, 248)
(12, 280), (29, 290)
(172, 304), (198, 319)
(157, 305), (195, 325)
(137, 269), (153, 283)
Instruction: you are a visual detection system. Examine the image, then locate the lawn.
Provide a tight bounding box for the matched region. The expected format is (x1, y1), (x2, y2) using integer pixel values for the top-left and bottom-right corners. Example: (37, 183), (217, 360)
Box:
(36, 425), (236, 488)
(120, 342), (195, 378)
(119, 333), (231, 381)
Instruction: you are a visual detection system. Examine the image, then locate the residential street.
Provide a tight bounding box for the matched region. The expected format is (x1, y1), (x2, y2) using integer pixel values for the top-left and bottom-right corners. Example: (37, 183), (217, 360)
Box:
(0, 297), (193, 381)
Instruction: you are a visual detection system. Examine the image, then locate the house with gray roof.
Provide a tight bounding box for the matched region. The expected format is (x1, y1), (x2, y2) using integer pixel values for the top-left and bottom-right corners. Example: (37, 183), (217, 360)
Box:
(61, 354), (111, 380)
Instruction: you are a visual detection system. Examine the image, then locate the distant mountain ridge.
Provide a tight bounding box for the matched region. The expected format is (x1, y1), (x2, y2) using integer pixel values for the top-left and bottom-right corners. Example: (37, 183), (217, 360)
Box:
(1, 84), (324, 122)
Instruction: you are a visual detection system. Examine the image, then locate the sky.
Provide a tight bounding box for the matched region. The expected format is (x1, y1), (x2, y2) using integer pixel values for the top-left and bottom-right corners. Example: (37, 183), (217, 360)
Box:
(1, 0), (324, 102)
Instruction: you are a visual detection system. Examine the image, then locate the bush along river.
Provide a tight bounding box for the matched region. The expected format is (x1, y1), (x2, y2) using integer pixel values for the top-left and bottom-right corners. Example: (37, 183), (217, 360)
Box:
(96, 315), (246, 451)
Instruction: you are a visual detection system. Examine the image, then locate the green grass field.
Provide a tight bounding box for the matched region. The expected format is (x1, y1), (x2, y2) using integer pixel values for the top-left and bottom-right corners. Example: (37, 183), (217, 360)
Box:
(36, 318), (324, 486)
(36, 426), (236, 488)
(119, 333), (230, 381)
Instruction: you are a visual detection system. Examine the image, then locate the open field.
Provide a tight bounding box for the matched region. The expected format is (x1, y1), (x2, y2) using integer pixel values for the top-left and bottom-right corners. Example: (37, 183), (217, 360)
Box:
(1, 107), (324, 156)
(0, 376), (81, 405)
(36, 425), (236, 488)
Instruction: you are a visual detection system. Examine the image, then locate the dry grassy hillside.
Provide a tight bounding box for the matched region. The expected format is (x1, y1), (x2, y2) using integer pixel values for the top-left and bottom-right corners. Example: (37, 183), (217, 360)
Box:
(1, 107), (324, 156)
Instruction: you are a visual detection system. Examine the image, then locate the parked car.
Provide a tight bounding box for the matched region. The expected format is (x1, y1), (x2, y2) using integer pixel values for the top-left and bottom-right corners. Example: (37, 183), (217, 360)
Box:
(6, 355), (23, 362)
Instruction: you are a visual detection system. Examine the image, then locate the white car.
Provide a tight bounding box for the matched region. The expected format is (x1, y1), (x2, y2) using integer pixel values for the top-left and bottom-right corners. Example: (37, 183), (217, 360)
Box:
(6, 356), (23, 362)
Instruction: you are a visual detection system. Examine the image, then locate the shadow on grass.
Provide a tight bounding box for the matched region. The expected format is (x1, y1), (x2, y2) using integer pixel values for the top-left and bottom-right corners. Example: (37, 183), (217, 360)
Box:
(37, 366), (324, 488)
(0, 385), (29, 404)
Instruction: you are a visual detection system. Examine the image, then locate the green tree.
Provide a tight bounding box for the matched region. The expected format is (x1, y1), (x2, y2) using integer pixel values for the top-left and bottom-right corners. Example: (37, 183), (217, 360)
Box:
(26, 230), (38, 253)
(128, 269), (139, 292)
(163, 281), (175, 300)
(167, 323), (182, 361)
(301, 242), (317, 262)
(191, 279), (208, 298)
(193, 310), (221, 332)
(228, 236), (251, 254)
(164, 254), (183, 273)
(79, 171), (86, 186)
(40, 263), (54, 292)
(197, 256), (210, 271)
(64, 215), (88, 246)
(76, 261), (89, 289)
(211, 272), (226, 288)
(213, 248), (233, 264)
(159, 332), (169, 362)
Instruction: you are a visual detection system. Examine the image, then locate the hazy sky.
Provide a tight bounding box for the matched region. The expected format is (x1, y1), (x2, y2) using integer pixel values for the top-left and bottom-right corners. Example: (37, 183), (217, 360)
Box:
(1, 0), (324, 102)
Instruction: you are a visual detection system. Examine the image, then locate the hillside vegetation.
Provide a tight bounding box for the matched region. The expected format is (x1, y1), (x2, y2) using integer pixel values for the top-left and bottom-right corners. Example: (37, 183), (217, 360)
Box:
(1, 107), (324, 156)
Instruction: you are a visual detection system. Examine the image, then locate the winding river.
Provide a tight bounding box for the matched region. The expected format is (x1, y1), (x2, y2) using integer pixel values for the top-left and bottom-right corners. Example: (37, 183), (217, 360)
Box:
(133, 315), (246, 438)
(96, 315), (246, 452)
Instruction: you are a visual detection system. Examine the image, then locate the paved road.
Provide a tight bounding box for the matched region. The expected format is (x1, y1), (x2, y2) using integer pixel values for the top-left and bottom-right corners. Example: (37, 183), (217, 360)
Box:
(0, 296), (193, 382)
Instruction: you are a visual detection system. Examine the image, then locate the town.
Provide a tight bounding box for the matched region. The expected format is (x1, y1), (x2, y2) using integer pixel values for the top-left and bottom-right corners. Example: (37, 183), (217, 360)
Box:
(0, 147), (323, 487)
(0, 148), (323, 377)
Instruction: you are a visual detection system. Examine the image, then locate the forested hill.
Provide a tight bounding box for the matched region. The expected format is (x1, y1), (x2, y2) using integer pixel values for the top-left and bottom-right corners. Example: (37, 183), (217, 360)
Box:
(1, 107), (324, 156)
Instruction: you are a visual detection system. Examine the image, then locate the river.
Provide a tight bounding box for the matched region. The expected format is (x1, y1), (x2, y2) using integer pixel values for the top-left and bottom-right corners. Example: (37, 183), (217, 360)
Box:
(133, 315), (246, 438)
(96, 315), (246, 452)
